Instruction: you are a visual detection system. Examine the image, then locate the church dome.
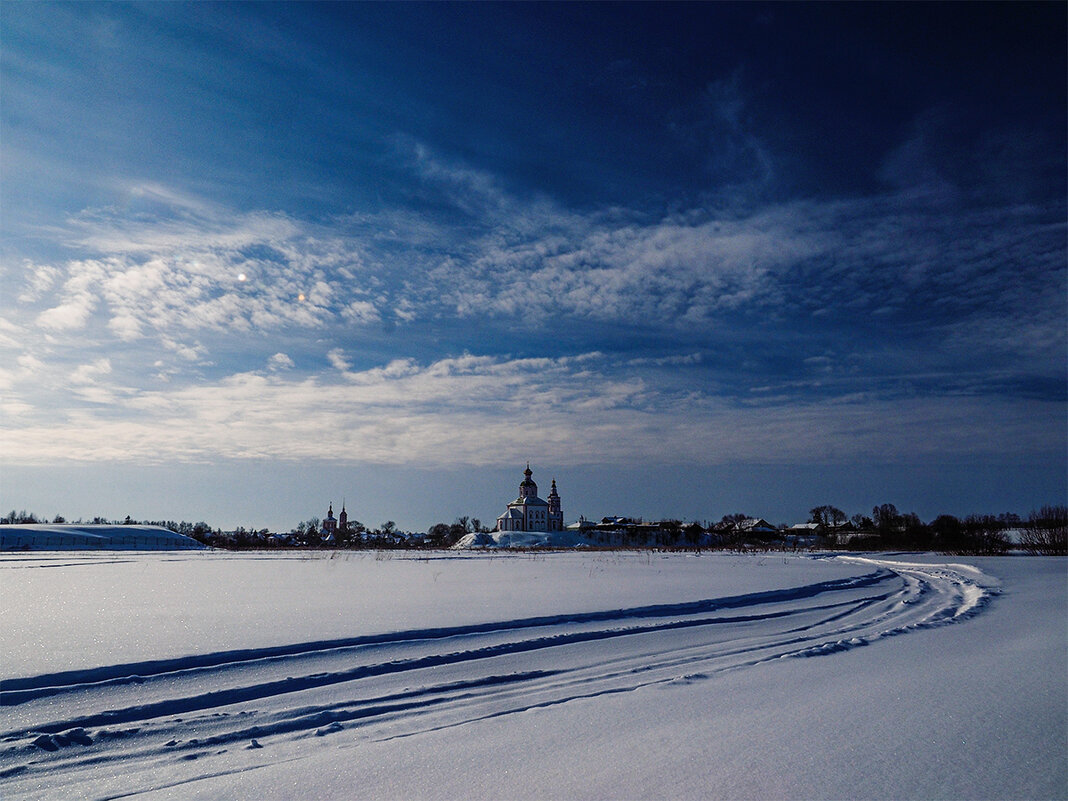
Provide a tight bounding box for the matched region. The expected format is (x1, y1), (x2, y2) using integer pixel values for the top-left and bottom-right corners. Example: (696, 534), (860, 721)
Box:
(519, 464), (538, 498)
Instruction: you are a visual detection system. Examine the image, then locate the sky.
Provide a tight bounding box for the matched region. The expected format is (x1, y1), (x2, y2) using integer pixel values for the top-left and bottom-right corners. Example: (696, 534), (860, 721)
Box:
(1, 2), (1065, 532)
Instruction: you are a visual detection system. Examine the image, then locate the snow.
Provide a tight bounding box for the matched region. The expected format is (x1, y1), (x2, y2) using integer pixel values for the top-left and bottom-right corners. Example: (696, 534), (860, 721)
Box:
(0, 550), (1064, 800)
(455, 527), (596, 548)
(0, 525), (205, 551)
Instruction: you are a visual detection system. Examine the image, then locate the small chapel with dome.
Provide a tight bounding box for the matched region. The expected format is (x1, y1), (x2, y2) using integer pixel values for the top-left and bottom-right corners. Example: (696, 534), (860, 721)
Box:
(496, 465), (563, 533)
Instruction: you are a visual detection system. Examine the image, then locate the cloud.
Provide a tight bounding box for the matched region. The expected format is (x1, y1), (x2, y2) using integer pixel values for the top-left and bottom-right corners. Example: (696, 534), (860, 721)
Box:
(66, 193), (299, 255)
(35, 259), (104, 330)
(0, 351), (50, 393)
(0, 318), (24, 349)
(666, 69), (776, 191)
(70, 357), (112, 384)
(267, 352), (295, 371)
(5, 137), (1064, 462)
(2, 351), (1062, 469)
(628, 353), (703, 367)
(342, 300), (381, 325)
(17, 261), (61, 303)
(108, 313), (143, 341)
(36, 295), (96, 331)
(161, 338), (206, 362)
(397, 136), (515, 222)
(16, 353), (47, 373)
(15, 140), (1064, 375)
(417, 178), (1063, 392)
(15, 192), (394, 361)
(326, 348), (351, 372)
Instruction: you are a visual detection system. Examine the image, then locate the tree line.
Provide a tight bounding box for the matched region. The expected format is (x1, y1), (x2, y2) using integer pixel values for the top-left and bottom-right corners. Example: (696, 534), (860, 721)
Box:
(2, 505), (1065, 555)
(799, 503), (1067, 555)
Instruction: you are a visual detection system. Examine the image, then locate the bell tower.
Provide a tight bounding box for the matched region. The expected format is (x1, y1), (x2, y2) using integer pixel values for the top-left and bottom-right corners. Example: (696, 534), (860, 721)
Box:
(323, 502), (337, 536)
(548, 479), (562, 531)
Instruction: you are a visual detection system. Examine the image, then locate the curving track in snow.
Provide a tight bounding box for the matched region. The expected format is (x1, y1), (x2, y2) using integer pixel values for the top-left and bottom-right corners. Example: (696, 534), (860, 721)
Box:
(0, 556), (999, 799)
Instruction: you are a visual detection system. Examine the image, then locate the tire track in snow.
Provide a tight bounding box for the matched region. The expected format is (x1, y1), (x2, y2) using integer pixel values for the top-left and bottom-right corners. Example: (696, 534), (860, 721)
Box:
(0, 557), (998, 798)
(1, 570), (889, 698)
(367, 557), (1001, 742)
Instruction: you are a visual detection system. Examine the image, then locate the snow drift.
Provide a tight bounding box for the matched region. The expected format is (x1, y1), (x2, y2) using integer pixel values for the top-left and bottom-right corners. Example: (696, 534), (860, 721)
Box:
(0, 524), (206, 551)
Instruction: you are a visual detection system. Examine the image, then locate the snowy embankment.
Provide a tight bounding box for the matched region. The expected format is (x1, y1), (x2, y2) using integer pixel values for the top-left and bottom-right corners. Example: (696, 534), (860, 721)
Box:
(0, 525), (204, 551)
(454, 527), (605, 548)
(0, 551), (1063, 800)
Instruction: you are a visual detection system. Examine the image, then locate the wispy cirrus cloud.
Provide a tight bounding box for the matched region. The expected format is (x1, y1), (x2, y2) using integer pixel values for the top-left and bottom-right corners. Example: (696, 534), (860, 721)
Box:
(423, 181), (1064, 388)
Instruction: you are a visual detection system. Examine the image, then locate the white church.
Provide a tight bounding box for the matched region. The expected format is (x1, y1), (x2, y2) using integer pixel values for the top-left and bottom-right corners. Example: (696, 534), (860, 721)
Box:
(496, 464), (564, 533)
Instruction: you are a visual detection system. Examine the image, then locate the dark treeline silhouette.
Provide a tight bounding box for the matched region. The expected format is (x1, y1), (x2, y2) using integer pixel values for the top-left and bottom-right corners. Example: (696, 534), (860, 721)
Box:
(3, 506), (1066, 555)
(1018, 505), (1068, 555)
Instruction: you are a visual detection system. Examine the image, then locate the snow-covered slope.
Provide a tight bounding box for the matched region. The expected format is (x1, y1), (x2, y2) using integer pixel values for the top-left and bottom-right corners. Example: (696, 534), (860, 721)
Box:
(0, 551), (1063, 800)
(0, 524), (205, 551)
(454, 527), (596, 548)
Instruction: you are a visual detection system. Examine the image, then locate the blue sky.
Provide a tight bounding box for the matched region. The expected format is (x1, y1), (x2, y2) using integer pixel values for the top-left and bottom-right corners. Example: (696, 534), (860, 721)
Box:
(2, 2), (1065, 531)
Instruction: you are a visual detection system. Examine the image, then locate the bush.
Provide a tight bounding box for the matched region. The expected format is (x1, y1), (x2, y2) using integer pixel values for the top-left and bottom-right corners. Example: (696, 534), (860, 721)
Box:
(951, 515), (1011, 555)
(1020, 506), (1068, 555)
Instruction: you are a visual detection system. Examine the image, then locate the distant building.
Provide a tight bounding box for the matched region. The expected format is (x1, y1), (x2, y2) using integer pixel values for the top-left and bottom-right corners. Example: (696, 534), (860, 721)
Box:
(712, 517), (780, 543)
(322, 503), (337, 538)
(321, 502), (350, 539)
(734, 518), (777, 535)
(496, 465), (564, 533)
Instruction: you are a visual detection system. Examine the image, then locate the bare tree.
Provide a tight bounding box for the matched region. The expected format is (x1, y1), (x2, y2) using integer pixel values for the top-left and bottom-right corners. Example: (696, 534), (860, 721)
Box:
(809, 505), (846, 528)
(872, 503), (901, 533)
(684, 522), (704, 547)
(426, 523), (452, 548)
(1020, 505), (1068, 555)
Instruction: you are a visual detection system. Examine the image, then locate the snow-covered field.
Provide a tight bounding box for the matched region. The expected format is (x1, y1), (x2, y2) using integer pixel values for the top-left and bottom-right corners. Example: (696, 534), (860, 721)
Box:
(1, 550), (1064, 800)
